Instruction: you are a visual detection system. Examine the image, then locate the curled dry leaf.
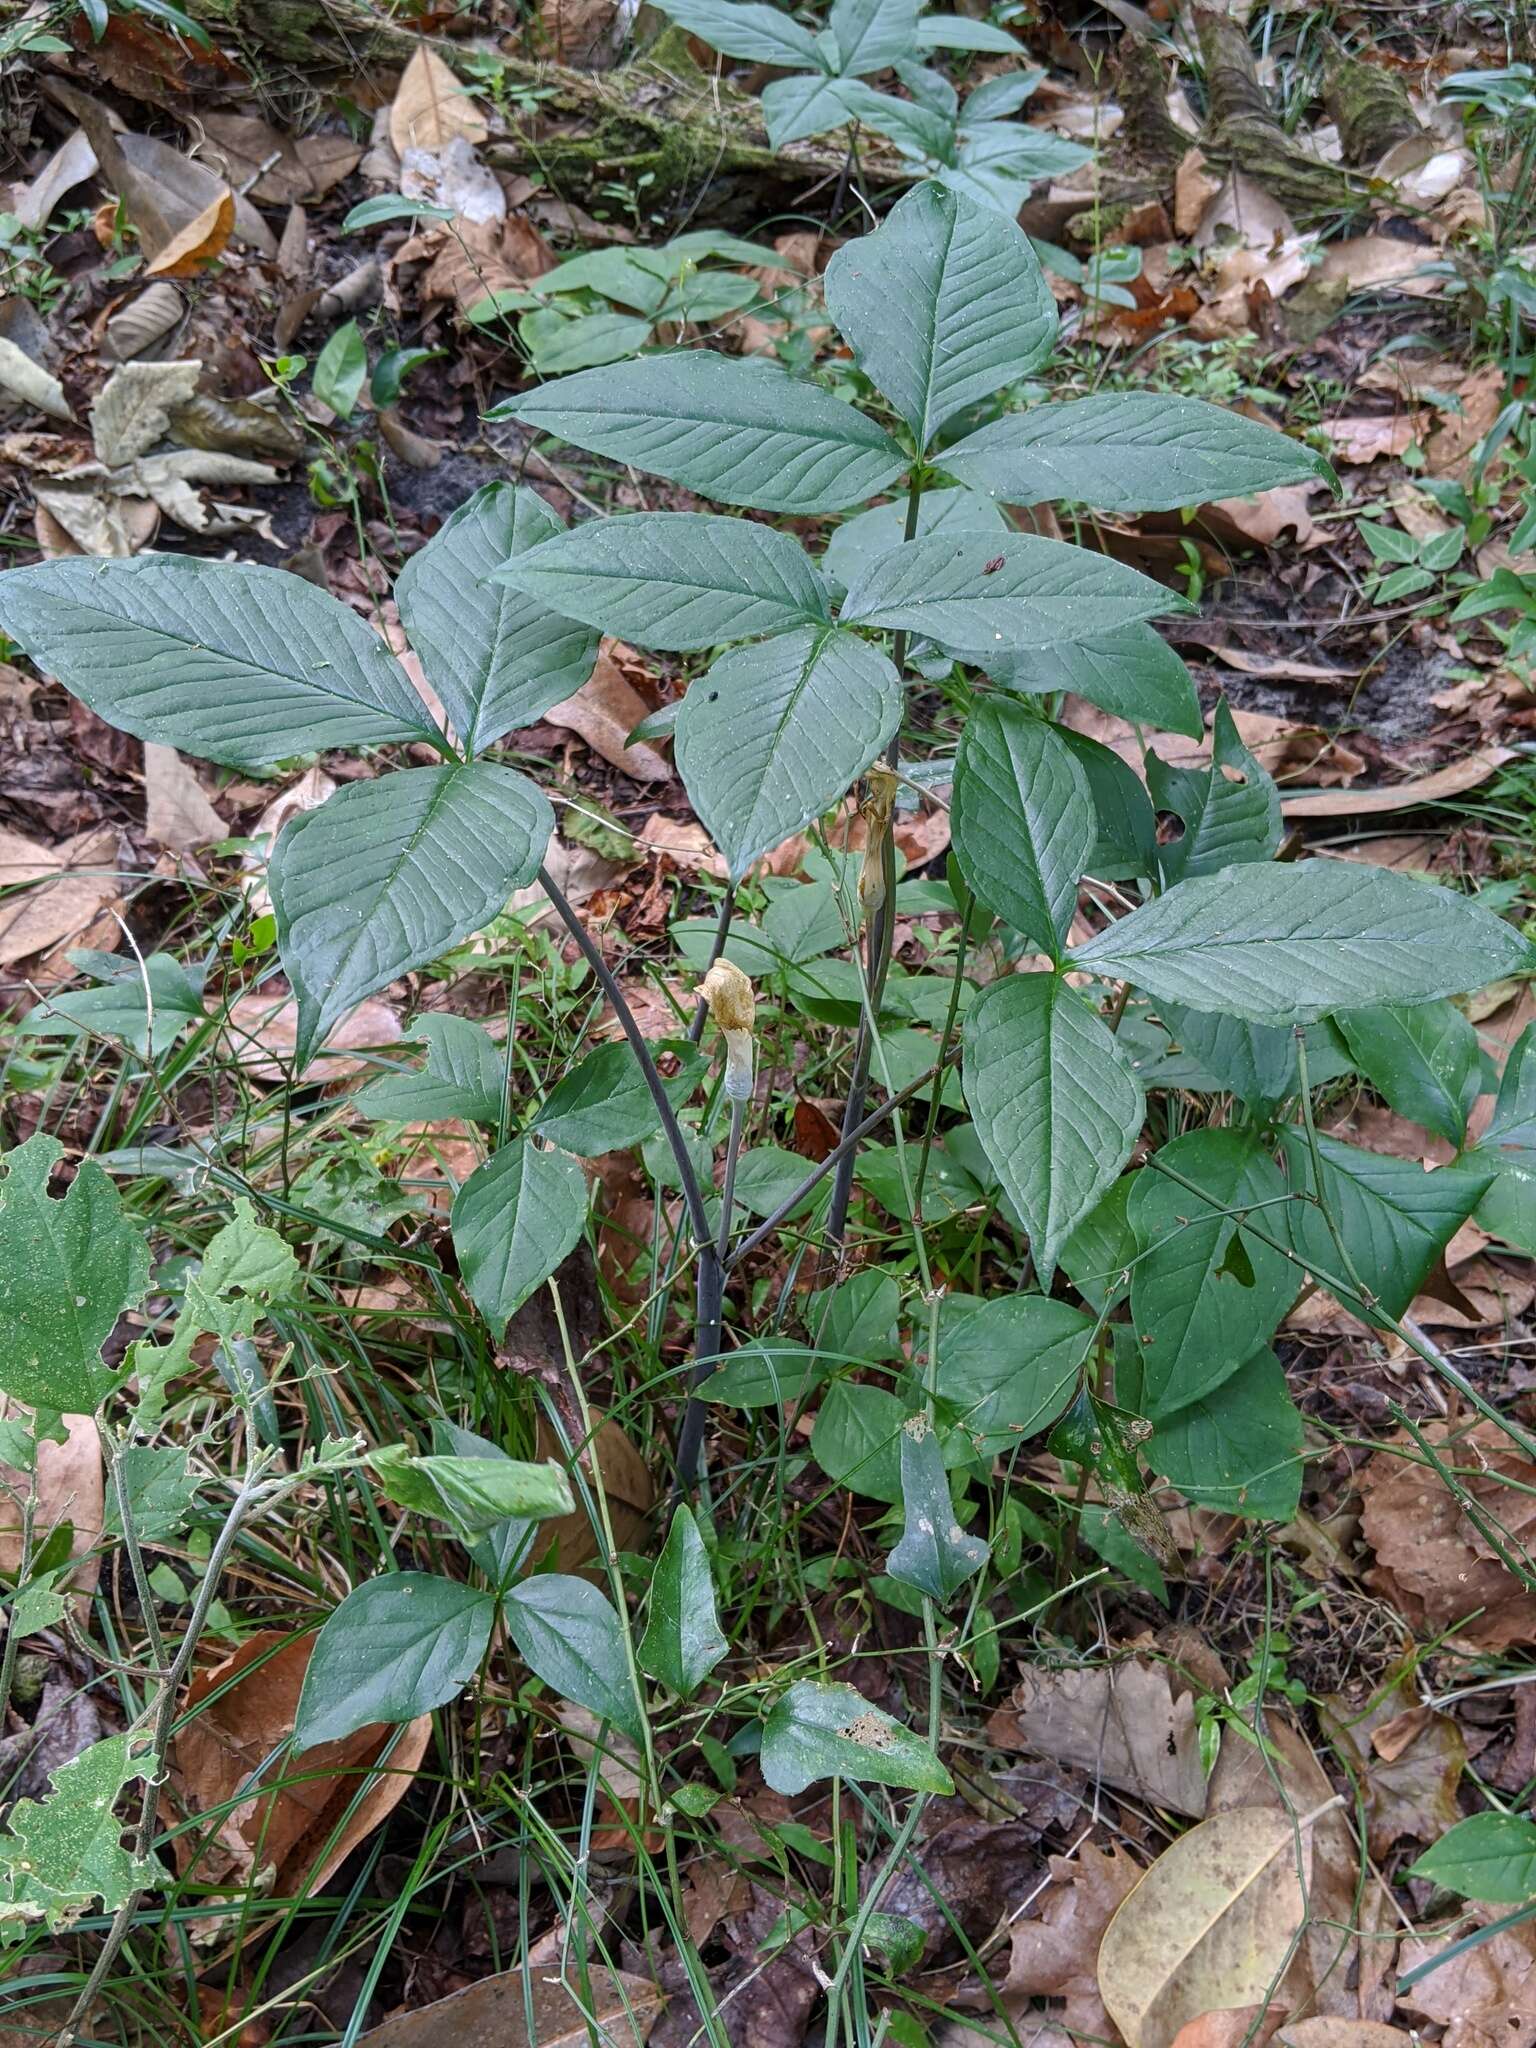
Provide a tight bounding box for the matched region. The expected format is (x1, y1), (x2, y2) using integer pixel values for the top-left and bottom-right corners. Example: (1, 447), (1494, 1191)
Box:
(389, 44), (490, 155)
(1097, 1806), (1312, 2048)
(986, 1657), (1208, 1817)
(143, 188), (235, 279)
(0, 337), (73, 423)
(0, 1401), (104, 1603)
(545, 644), (672, 783)
(1358, 1420), (1536, 1649)
(167, 1631), (429, 1901)
(101, 282), (186, 363)
(1279, 747), (1513, 817)
(355, 1963), (662, 2048)
(10, 128), (98, 232)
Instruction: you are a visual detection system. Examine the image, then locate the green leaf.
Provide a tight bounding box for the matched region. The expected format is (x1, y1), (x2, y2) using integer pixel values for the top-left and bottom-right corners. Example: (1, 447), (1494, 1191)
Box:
(675, 626), (901, 881)
(763, 71), (857, 146)
(984, 625), (1202, 740)
(452, 1140), (588, 1337)
(0, 1735), (162, 1933)
(1128, 1131), (1298, 1418)
(200, 1198), (299, 1306)
(809, 1269), (902, 1361)
(356, 1015), (506, 1127)
(823, 486), (1004, 592)
(495, 352), (906, 514)
(371, 345), (444, 408)
(840, 529), (1181, 645)
(270, 762), (553, 1069)
(934, 1291), (1093, 1452)
(1070, 860), (1534, 1027)
(312, 318), (366, 419)
(887, 1416), (987, 1601)
(1479, 1022), (1536, 1159)
(830, 0), (918, 73)
(1147, 700), (1282, 886)
(963, 972), (1143, 1286)
(344, 194), (454, 231)
(1060, 728), (1159, 881)
(1120, 1339), (1303, 1520)
(395, 483), (600, 754)
(652, 0), (825, 67)
(532, 1039), (703, 1154)
(916, 12), (1019, 49)
(951, 700), (1094, 956)
(701, 1341), (823, 1407)
(1335, 1000), (1482, 1147)
(496, 511), (832, 650)
(942, 392), (1337, 513)
(1278, 1128), (1492, 1322)
(293, 1574), (497, 1750)
(812, 1380), (907, 1500)
(1470, 1022), (1536, 1250)
(1155, 1005), (1298, 1110)
(833, 80), (957, 161)
(0, 557), (442, 770)
(0, 1134), (149, 1413)
(522, 308), (653, 373)
(102, 1445), (200, 1541)
(21, 951), (206, 1058)
(370, 1445), (574, 1534)
(1407, 1813), (1536, 1904)
(503, 1574), (640, 1736)
(639, 1505), (727, 1696)
(823, 182), (1054, 449)
(760, 1680), (953, 1796)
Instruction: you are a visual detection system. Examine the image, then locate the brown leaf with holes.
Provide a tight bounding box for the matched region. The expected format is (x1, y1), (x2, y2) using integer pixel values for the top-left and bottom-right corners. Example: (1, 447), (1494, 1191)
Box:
(1359, 1422), (1536, 1649)
(987, 1657), (1208, 1816)
(167, 1631), (428, 1901)
(1398, 1910), (1536, 2048)
(144, 189), (235, 278)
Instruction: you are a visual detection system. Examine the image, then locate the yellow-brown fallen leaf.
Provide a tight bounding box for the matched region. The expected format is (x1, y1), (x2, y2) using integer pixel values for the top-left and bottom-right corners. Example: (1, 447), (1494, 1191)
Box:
(144, 744), (225, 852)
(532, 1413), (652, 1569)
(388, 44), (490, 155)
(167, 1631), (428, 1902)
(1097, 1806), (1312, 2048)
(1276, 2024), (1413, 2048)
(1170, 2011), (1284, 2048)
(223, 991), (402, 1081)
(0, 825), (121, 966)
(1279, 747), (1513, 816)
(1319, 413), (1420, 464)
(144, 189), (234, 279)
(0, 1402), (103, 1604)
(355, 1962), (662, 2048)
(1426, 364), (1506, 478)
(1319, 235), (1441, 296)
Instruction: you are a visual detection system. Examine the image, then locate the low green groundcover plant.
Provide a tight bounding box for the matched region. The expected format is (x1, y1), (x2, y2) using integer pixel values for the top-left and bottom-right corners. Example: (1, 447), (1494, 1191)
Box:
(1, 180), (1533, 1992)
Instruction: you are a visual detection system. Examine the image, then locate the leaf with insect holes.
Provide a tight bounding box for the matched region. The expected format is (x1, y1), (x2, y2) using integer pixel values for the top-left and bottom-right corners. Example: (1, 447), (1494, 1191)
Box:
(0, 1735), (163, 1932)
(1070, 860), (1535, 1026)
(943, 391), (1339, 513)
(639, 1505), (728, 1696)
(292, 1574), (497, 1751)
(963, 972), (1143, 1287)
(675, 626), (901, 880)
(369, 1446), (574, 1535)
(495, 512), (833, 651)
(823, 181), (1055, 449)
(452, 1140), (588, 1338)
(504, 1574), (640, 1736)
(1278, 1128), (1492, 1321)
(0, 557), (442, 770)
(0, 1134), (149, 1414)
(270, 763), (553, 1071)
(494, 352), (906, 515)
(887, 1416), (987, 1602)
(761, 1681), (953, 1796)
(840, 529), (1183, 647)
(395, 483), (600, 754)
(951, 700), (1094, 957)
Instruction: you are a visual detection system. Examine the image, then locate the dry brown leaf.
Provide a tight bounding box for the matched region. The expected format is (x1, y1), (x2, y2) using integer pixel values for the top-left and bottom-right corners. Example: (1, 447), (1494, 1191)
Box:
(1098, 1807), (1312, 2048)
(0, 825), (121, 965)
(1320, 414), (1418, 464)
(11, 128), (98, 232)
(545, 643), (672, 782)
(197, 114), (361, 204)
(1427, 365), (1506, 478)
(101, 282), (186, 363)
(389, 45), (489, 155)
(1004, 1841), (1143, 2044)
(413, 214), (552, 314)
(0, 337), (73, 423)
(986, 1657), (1208, 1817)
(1204, 485), (1321, 548)
(533, 1414), (652, 1569)
(224, 992), (402, 1080)
(144, 189), (234, 278)
(636, 813), (724, 875)
(1398, 1909), (1536, 2048)
(1280, 747), (1513, 816)
(1319, 236), (1441, 297)
(1359, 1420), (1536, 1650)
(1174, 147), (1223, 235)
(92, 358), (202, 467)
(167, 1631), (428, 1899)
(144, 745), (225, 851)
(0, 1403), (104, 1602)
(1318, 1675), (1464, 1859)
(355, 1963), (662, 2048)
(1276, 2025), (1412, 2048)
(1171, 2012), (1284, 2048)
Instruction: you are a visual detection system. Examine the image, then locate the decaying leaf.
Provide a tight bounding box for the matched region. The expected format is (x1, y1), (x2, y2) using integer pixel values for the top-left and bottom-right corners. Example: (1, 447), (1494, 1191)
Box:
(532, 1413), (653, 1568)
(1097, 1806), (1312, 2048)
(143, 189), (235, 279)
(0, 338), (73, 423)
(144, 746), (226, 852)
(11, 128), (99, 232)
(986, 1656), (1208, 1816)
(1003, 1840), (1143, 2042)
(545, 644), (672, 784)
(389, 45), (490, 155)
(1318, 1672), (1465, 1858)
(0, 825), (121, 965)
(166, 1631), (429, 1900)
(92, 359), (202, 468)
(1398, 1908), (1536, 2048)
(197, 113), (362, 204)
(101, 283), (186, 363)
(355, 1962), (662, 2048)
(0, 1401), (104, 1603)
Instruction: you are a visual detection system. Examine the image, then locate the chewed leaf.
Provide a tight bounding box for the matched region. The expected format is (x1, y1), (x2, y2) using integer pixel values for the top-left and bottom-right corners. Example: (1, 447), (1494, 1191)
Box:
(760, 1680), (953, 1795)
(0, 1735), (163, 1932)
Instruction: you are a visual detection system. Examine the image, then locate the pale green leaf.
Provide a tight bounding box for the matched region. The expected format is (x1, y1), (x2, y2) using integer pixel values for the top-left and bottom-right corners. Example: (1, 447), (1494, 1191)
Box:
(1407, 1813), (1536, 1904)
(763, 71), (856, 146)
(0, 1736), (162, 1933)
(823, 486), (1003, 592)
(651, 0), (825, 67)
(830, 0), (918, 73)
(452, 1140), (588, 1337)
(370, 1445), (573, 1533)
(983, 625), (1202, 739)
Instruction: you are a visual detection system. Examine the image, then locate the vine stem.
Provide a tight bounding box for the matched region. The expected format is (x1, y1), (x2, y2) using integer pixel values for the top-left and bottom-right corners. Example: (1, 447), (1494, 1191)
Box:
(824, 468), (927, 1254)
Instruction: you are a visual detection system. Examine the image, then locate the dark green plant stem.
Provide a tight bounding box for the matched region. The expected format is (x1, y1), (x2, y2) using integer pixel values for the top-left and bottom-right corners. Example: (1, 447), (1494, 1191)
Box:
(687, 886), (737, 1045)
(824, 469), (926, 1251)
